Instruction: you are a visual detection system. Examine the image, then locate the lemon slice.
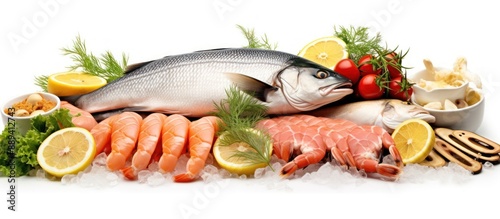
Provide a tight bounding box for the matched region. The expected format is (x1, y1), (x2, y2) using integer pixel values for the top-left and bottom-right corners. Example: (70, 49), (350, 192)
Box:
(37, 127), (96, 177)
(213, 129), (273, 175)
(391, 119), (435, 164)
(47, 72), (107, 96)
(298, 36), (348, 69)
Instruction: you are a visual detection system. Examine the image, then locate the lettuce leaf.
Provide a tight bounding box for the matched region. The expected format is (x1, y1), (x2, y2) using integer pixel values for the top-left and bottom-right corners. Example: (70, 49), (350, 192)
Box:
(0, 108), (74, 177)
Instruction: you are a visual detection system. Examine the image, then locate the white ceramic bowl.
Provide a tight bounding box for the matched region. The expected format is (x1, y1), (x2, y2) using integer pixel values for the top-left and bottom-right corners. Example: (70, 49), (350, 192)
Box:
(2, 92), (61, 135)
(410, 67), (469, 105)
(411, 93), (485, 132)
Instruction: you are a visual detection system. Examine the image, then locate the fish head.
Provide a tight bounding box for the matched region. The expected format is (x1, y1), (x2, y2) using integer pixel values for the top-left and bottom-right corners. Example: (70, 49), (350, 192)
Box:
(381, 99), (436, 133)
(274, 58), (353, 112)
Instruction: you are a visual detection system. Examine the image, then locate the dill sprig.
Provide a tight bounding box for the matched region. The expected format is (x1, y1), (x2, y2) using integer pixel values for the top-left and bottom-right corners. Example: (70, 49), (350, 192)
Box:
(237, 24), (277, 50)
(212, 85), (273, 168)
(34, 35), (128, 91)
(34, 75), (49, 92)
(334, 25), (383, 63)
(61, 35), (128, 82)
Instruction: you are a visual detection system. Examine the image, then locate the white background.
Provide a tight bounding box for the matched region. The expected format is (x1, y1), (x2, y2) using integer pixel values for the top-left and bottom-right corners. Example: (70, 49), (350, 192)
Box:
(1, 0), (500, 218)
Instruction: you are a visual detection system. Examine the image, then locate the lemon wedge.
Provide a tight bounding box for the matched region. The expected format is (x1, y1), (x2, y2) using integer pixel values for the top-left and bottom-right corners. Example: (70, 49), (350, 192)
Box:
(213, 129), (273, 175)
(298, 36), (348, 69)
(391, 119), (435, 164)
(37, 127), (96, 177)
(47, 72), (107, 96)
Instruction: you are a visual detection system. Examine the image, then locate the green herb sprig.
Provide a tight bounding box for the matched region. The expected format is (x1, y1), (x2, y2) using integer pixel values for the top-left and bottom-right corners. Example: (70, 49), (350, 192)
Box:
(212, 85), (273, 169)
(34, 35), (128, 91)
(334, 25), (383, 63)
(237, 24), (277, 50)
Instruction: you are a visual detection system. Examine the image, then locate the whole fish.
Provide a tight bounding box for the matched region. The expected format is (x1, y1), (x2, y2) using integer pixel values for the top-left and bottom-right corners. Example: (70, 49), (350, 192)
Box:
(67, 48), (353, 119)
(307, 99), (436, 133)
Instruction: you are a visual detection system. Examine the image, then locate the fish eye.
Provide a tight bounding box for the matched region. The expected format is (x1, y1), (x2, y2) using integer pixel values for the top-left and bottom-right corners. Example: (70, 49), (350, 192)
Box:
(316, 70), (329, 79)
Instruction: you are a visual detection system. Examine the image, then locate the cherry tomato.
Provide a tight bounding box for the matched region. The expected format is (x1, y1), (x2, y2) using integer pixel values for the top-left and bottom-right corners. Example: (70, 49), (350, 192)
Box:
(357, 74), (384, 100)
(334, 59), (360, 84)
(389, 76), (413, 101)
(384, 52), (402, 79)
(358, 54), (382, 77)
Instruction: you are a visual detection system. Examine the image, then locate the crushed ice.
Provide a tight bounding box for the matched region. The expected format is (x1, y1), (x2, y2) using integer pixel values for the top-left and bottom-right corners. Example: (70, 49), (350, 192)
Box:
(399, 162), (473, 184)
(51, 151), (484, 188)
(61, 153), (119, 188)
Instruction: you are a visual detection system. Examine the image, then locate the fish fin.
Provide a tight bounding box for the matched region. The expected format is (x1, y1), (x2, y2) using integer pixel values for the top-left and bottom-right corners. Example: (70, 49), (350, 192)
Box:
(123, 60), (155, 74)
(223, 72), (275, 102)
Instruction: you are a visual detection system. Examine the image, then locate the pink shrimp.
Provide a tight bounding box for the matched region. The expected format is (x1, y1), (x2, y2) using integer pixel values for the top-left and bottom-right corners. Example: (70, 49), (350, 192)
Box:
(121, 113), (166, 180)
(158, 114), (190, 173)
(332, 125), (403, 180)
(106, 112), (143, 171)
(60, 101), (98, 131)
(90, 115), (118, 156)
(257, 116), (328, 177)
(174, 116), (220, 182)
(257, 115), (403, 180)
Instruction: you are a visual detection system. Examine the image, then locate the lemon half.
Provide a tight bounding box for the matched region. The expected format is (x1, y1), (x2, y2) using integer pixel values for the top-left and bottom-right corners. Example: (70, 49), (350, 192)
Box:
(47, 72), (107, 96)
(391, 119), (435, 164)
(298, 36), (348, 69)
(37, 127), (96, 177)
(213, 129), (273, 175)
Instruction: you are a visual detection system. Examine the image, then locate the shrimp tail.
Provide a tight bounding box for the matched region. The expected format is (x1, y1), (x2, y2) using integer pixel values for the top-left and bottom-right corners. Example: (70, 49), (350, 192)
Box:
(121, 166), (137, 180)
(173, 173), (197, 182)
(173, 157), (205, 182)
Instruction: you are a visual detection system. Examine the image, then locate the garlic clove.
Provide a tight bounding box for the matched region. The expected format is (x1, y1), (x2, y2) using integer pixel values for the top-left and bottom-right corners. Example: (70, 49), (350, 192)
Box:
(30, 110), (45, 117)
(26, 93), (43, 105)
(14, 109), (30, 117)
(423, 101), (443, 110)
(444, 99), (458, 110)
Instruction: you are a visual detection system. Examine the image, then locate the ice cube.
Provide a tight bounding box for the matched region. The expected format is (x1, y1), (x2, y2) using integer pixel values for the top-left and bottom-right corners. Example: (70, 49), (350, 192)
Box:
(483, 162), (493, 169)
(36, 169), (46, 178)
(147, 172), (166, 186)
(254, 167), (265, 179)
(138, 170), (153, 183)
(61, 174), (76, 185)
(203, 165), (219, 175)
(218, 168), (232, 179)
(92, 152), (108, 167)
